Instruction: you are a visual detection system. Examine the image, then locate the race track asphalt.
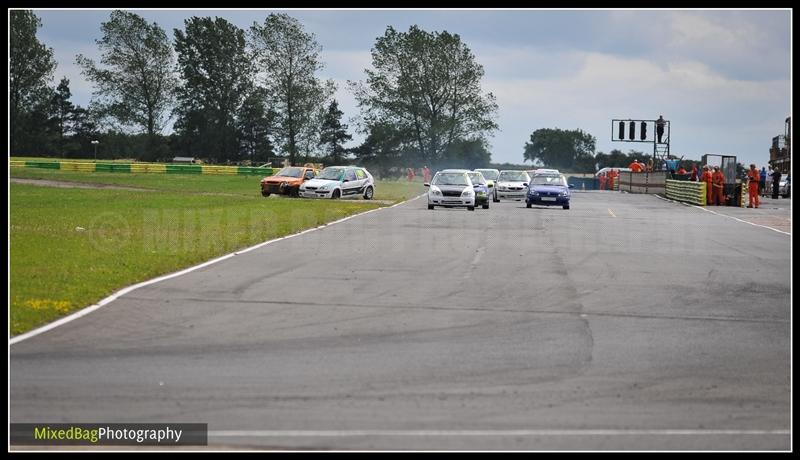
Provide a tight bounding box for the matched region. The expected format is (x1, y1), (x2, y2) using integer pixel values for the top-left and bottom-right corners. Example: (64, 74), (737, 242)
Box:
(10, 191), (791, 450)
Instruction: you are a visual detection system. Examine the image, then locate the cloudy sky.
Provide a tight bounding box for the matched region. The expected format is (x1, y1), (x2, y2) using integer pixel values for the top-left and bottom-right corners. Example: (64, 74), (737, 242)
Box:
(31, 8), (791, 167)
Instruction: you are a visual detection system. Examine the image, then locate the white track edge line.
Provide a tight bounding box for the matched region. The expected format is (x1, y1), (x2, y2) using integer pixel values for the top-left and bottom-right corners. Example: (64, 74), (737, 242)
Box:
(10, 194), (425, 345)
(652, 194), (790, 236)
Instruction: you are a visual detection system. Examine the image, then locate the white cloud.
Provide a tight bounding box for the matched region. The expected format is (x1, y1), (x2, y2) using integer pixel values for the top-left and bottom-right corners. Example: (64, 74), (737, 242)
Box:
(481, 49), (789, 165)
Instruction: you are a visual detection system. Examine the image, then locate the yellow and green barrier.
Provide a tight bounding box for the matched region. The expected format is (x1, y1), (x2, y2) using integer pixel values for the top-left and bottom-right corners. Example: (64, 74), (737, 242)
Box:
(665, 179), (706, 206)
(11, 160), (272, 176)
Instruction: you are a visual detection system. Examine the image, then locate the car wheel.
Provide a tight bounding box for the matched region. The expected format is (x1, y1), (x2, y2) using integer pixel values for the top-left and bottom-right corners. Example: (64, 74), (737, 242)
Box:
(526, 202), (532, 208)
(331, 189), (341, 199)
(482, 204), (489, 209)
(563, 204), (570, 210)
(363, 186), (374, 200)
(428, 204), (434, 210)
(261, 191), (270, 197)
(493, 192), (499, 202)
(467, 206), (475, 211)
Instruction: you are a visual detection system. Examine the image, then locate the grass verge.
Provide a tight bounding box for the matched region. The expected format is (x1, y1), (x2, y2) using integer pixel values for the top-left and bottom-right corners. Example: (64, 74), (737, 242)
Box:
(10, 183), (392, 335)
(10, 166), (424, 202)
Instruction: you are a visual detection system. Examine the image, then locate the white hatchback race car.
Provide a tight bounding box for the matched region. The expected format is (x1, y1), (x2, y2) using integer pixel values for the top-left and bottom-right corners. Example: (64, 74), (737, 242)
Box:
(299, 166), (375, 199)
(494, 170), (531, 202)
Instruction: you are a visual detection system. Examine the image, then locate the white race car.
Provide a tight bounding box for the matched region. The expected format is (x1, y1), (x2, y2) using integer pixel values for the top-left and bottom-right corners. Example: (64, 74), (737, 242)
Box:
(494, 170), (531, 202)
(299, 166), (375, 199)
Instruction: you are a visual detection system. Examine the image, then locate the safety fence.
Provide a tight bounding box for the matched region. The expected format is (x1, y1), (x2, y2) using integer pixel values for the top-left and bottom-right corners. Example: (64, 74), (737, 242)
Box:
(11, 160), (273, 176)
(665, 179), (706, 206)
(618, 171), (668, 194)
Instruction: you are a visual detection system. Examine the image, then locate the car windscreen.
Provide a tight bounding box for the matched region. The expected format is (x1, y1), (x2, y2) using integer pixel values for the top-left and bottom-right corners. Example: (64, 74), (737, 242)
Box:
(275, 167), (304, 178)
(432, 173), (469, 186)
(467, 173), (485, 185)
(498, 171), (529, 182)
(317, 168), (345, 180)
(531, 175), (567, 186)
(476, 170), (499, 180)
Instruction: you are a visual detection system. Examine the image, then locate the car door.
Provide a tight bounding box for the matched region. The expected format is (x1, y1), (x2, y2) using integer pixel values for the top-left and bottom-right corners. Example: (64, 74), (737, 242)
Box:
(354, 168), (368, 194)
(342, 168), (360, 195)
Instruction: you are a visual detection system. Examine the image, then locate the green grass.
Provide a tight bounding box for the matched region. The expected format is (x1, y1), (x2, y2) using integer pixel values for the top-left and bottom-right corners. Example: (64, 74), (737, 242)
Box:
(9, 183), (395, 336)
(10, 167), (425, 201)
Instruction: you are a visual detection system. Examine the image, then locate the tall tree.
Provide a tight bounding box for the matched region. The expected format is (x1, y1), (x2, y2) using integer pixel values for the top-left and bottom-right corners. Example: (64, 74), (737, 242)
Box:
(250, 13), (332, 166)
(350, 25), (498, 166)
(352, 122), (413, 179)
(443, 138), (492, 170)
(77, 10), (177, 160)
(70, 105), (100, 157)
(50, 78), (75, 157)
(174, 16), (254, 161)
(318, 100), (353, 164)
(10, 10), (56, 155)
(237, 88), (275, 165)
(523, 128), (596, 171)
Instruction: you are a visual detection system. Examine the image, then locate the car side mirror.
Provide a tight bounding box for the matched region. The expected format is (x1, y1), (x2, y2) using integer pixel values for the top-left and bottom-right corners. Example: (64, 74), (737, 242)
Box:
(343, 179), (349, 183)
(424, 183), (430, 187)
(487, 183), (493, 188)
(569, 184), (575, 189)
(522, 183), (529, 187)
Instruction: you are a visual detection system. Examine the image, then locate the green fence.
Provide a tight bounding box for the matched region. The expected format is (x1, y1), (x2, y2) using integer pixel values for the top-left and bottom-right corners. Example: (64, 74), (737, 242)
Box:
(11, 160), (272, 176)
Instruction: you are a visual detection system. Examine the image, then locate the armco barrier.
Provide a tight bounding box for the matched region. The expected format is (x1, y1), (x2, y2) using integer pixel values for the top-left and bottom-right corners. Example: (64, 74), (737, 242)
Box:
(665, 179), (706, 206)
(131, 163), (167, 173)
(166, 164), (202, 174)
(60, 162), (97, 172)
(12, 160), (272, 176)
(201, 165), (238, 175)
(25, 161), (60, 169)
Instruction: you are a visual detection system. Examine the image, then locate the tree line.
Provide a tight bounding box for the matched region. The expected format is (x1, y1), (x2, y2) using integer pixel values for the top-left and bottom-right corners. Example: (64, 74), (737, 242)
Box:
(13, 10), (702, 176)
(10, 10), (499, 177)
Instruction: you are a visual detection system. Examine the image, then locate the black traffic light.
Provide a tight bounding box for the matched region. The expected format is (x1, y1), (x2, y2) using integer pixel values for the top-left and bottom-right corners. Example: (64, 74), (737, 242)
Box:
(640, 121), (647, 140)
(618, 121), (625, 140)
(629, 121), (635, 140)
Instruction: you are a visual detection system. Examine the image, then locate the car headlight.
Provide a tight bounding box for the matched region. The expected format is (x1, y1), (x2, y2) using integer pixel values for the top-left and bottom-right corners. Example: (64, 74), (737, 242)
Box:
(461, 188), (475, 197)
(529, 189), (539, 196)
(559, 190), (568, 196)
(430, 186), (442, 196)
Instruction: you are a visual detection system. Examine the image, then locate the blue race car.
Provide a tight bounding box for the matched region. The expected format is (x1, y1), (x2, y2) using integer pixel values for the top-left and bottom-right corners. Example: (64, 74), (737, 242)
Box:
(526, 174), (573, 209)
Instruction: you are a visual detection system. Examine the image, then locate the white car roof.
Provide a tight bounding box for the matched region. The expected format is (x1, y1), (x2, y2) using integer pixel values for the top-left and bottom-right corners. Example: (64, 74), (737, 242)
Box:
(440, 169), (471, 173)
